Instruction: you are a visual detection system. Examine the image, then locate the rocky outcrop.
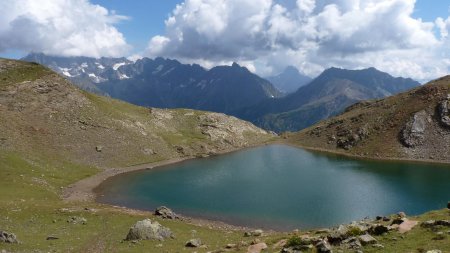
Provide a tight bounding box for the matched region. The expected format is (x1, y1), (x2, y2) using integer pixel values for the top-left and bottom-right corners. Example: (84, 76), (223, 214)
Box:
(438, 95), (450, 128)
(199, 113), (270, 148)
(125, 219), (173, 241)
(335, 126), (369, 150)
(290, 77), (450, 162)
(401, 110), (429, 148)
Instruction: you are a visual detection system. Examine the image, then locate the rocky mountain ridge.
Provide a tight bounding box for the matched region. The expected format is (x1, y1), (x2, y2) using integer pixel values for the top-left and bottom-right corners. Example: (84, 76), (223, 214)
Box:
(288, 75), (450, 163)
(22, 53), (281, 115)
(238, 67), (420, 132)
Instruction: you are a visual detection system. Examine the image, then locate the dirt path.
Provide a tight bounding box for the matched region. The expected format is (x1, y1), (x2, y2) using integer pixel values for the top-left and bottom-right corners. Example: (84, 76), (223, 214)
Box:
(62, 157), (192, 202)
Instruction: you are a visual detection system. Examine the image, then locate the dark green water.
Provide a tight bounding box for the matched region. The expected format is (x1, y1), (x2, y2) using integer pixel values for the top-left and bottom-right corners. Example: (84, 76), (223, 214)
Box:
(96, 145), (450, 230)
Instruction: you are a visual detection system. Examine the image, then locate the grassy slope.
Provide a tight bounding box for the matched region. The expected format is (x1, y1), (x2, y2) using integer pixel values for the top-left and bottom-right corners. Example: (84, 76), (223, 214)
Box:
(0, 59), (275, 252)
(288, 76), (450, 163)
(0, 59), (449, 252)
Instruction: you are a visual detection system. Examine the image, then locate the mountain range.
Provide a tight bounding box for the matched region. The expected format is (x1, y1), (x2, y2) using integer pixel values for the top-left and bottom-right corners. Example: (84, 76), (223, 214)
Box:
(22, 53), (281, 115)
(236, 67), (421, 132)
(23, 53), (420, 132)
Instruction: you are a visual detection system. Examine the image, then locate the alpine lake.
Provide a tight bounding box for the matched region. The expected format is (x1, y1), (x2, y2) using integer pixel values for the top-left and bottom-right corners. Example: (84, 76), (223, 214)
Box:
(96, 144), (450, 231)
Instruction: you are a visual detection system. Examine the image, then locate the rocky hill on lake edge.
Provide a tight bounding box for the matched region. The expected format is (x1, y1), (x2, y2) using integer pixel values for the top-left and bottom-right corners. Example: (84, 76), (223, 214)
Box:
(288, 75), (450, 163)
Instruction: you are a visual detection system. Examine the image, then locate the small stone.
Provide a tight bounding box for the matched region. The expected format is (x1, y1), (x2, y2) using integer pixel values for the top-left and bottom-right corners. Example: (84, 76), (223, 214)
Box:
(391, 218), (405, 225)
(421, 220), (436, 228)
(372, 243), (384, 248)
(95, 145), (103, 152)
(0, 231), (18, 244)
(432, 233), (446, 241)
(315, 229), (331, 234)
(369, 224), (389, 235)
(247, 242), (267, 253)
(244, 229), (263, 237)
(185, 238), (202, 247)
(358, 234), (377, 245)
(397, 212), (406, 218)
(315, 239), (332, 253)
(342, 237), (361, 249)
(67, 216), (87, 225)
(272, 239), (287, 249)
(225, 243), (236, 249)
(154, 206), (178, 220)
(426, 250), (442, 253)
(251, 238), (261, 245)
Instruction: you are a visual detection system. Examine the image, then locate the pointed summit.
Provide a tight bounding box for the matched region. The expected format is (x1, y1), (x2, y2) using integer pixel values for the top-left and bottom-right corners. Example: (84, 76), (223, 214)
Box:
(266, 66), (312, 94)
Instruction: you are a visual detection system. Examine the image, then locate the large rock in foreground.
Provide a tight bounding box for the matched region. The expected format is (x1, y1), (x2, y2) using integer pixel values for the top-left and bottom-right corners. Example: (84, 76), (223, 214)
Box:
(125, 219), (173, 241)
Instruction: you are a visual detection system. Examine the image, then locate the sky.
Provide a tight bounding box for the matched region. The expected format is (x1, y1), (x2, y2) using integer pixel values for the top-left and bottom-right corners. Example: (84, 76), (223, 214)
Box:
(1, 0), (450, 81)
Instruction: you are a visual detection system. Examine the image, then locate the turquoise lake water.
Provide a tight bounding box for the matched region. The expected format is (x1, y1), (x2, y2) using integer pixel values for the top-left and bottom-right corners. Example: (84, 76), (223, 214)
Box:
(96, 145), (450, 230)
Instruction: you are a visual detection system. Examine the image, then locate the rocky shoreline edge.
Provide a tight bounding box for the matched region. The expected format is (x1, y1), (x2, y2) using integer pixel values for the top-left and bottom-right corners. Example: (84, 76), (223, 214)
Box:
(284, 141), (450, 166)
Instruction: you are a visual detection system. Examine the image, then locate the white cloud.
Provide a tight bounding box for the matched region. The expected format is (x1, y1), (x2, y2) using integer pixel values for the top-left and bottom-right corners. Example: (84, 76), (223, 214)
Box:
(0, 0), (130, 58)
(146, 0), (450, 81)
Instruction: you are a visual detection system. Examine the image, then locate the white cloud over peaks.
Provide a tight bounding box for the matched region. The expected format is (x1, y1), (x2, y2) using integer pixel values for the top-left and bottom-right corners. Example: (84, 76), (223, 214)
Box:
(0, 0), (130, 57)
(147, 0), (450, 81)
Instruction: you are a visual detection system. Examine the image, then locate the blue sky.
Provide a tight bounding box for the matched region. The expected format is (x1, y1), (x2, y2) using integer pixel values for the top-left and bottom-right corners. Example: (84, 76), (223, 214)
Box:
(91, 0), (184, 54)
(1, 0), (450, 80)
(88, 0), (450, 56)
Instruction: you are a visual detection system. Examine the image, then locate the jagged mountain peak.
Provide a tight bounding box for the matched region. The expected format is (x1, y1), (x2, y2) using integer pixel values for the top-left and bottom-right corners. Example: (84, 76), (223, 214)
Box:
(24, 53), (281, 115)
(266, 65), (312, 95)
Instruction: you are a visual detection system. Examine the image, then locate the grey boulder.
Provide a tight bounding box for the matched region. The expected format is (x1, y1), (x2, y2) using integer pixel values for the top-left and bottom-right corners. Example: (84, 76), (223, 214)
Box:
(0, 231), (18, 244)
(125, 219), (173, 241)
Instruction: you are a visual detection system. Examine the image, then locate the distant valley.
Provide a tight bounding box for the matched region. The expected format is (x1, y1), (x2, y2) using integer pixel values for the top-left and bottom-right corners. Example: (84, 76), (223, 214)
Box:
(24, 53), (420, 132)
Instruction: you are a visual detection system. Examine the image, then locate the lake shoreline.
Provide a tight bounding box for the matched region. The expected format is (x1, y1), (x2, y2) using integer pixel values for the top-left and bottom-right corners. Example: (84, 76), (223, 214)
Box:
(282, 141), (450, 166)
